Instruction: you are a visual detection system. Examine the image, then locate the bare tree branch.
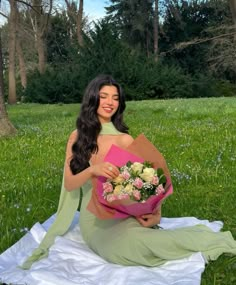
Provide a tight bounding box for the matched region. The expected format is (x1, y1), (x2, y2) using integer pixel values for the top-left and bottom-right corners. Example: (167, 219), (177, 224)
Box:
(15, 0), (41, 14)
(0, 11), (8, 19)
(64, 0), (70, 7)
(42, 0), (53, 35)
(65, 0), (78, 22)
(161, 31), (236, 55)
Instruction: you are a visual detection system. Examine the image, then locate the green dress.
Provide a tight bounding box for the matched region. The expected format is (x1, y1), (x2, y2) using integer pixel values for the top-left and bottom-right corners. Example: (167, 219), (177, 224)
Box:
(80, 182), (236, 266)
(22, 122), (236, 269)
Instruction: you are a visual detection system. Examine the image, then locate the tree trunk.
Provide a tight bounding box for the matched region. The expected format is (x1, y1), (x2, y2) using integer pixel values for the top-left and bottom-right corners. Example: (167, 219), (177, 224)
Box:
(31, 0), (52, 74)
(33, 0), (46, 74)
(8, 0), (17, 104)
(229, 0), (236, 41)
(77, 0), (84, 46)
(65, 0), (75, 40)
(0, 34), (16, 137)
(37, 32), (46, 74)
(16, 5), (27, 89)
(146, 30), (150, 58)
(16, 38), (27, 89)
(65, 0), (84, 45)
(153, 0), (159, 62)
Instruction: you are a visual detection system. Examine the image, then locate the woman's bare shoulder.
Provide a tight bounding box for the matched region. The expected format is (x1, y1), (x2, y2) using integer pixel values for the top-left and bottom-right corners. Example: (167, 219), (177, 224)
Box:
(67, 129), (78, 144)
(118, 133), (134, 148)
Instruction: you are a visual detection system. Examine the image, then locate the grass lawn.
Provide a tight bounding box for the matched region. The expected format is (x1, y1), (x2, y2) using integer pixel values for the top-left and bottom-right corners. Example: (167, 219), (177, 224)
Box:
(0, 97), (236, 284)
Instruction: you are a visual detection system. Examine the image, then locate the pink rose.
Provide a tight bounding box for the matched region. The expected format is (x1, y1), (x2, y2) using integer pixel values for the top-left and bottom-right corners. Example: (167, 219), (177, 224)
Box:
(118, 193), (130, 200)
(151, 175), (159, 185)
(156, 184), (165, 195)
(106, 194), (117, 202)
(103, 182), (113, 193)
(133, 190), (141, 201)
(121, 170), (131, 180)
(133, 177), (143, 189)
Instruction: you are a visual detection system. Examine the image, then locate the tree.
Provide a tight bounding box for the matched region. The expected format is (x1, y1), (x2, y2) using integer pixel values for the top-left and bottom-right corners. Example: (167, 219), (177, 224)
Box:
(8, 0), (17, 104)
(46, 11), (77, 63)
(77, 0), (83, 46)
(207, 0), (236, 82)
(1, 0), (38, 102)
(16, 6), (27, 89)
(30, 0), (53, 74)
(0, 33), (16, 137)
(105, 0), (154, 56)
(229, 0), (236, 41)
(65, 0), (84, 46)
(153, 0), (159, 61)
(160, 0), (231, 73)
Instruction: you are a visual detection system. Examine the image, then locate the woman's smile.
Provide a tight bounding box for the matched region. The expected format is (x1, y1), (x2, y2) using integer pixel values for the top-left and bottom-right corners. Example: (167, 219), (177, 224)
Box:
(103, 107), (114, 113)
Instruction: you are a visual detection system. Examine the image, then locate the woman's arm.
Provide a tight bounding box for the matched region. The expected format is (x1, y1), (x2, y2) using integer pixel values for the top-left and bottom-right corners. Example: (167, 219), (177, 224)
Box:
(64, 131), (120, 191)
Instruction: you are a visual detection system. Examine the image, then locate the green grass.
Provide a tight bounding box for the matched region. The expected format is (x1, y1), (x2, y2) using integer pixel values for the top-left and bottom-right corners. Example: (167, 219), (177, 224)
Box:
(0, 98), (236, 285)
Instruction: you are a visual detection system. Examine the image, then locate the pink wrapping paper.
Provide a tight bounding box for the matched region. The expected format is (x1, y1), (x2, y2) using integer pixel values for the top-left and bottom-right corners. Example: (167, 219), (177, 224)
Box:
(87, 134), (173, 219)
(97, 145), (173, 218)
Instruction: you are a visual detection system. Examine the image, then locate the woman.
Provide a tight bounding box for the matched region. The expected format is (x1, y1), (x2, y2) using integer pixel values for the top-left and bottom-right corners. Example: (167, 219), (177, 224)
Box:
(22, 74), (236, 269)
(65, 74), (161, 229)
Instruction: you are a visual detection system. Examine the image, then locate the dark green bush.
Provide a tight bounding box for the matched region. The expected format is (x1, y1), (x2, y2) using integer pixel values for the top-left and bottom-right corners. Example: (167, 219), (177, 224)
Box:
(23, 66), (83, 103)
(215, 80), (236, 97)
(191, 75), (236, 98)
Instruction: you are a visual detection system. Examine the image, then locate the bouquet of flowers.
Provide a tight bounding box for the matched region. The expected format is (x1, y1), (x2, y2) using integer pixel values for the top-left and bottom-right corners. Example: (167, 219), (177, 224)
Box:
(87, 134), (173, 219)
(103, 161), (167, 204)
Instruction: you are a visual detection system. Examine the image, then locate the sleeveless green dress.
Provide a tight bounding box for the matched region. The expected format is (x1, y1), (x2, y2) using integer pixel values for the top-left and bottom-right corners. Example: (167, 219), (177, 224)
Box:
(22, 122), (236, 269)
(80, 180), (236, 266)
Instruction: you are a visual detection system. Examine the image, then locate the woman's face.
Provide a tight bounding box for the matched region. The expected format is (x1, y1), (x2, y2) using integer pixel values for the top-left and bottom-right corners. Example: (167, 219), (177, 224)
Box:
(97, 85), (119, 123)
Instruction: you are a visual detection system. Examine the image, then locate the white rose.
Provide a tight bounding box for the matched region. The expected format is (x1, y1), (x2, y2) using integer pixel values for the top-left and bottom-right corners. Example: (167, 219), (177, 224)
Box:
(113, 175), (125, 185)
(140, 168), (155, 182)
(131, 162), (143, 174)
(124, 183), (133, 195)
(114, 185), (123, 195)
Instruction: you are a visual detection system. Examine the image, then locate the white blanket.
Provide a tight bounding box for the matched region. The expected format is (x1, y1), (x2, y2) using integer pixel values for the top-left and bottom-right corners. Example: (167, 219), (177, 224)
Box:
(0, 213), (223, 285)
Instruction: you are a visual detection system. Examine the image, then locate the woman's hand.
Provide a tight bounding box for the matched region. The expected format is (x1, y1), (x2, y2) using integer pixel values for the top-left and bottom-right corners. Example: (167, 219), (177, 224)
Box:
(136, 206), (161, 228)
(90, 162), (120, 179)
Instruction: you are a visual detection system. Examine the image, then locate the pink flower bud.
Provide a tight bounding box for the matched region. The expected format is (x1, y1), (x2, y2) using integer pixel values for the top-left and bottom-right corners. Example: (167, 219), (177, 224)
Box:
(133, 178), (143, 189)
(121, 170), (131, 180)
(151, 175), (159, 185)
(118, 193), (130, 200)
(133, 190), (141, 201)
(106, 194), (117, 202)
(156, 184), (165, 195)
(103, 182), (113, 193)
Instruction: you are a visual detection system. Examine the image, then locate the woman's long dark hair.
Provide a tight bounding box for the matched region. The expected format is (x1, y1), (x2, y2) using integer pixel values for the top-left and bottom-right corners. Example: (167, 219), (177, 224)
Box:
(70, 74), (129, 175)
